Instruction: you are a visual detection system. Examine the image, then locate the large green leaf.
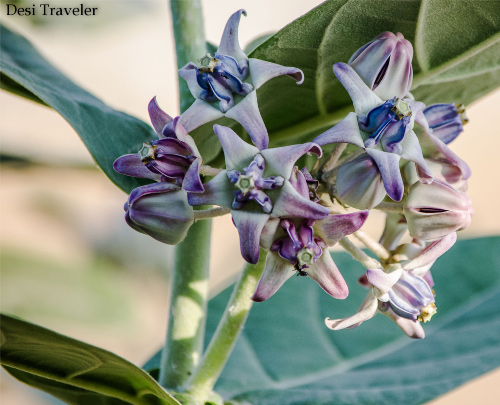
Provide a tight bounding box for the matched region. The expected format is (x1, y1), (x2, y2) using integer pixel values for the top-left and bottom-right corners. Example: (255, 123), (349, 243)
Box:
(0, 314), (180, 405)
(193, 0), (500, 150)
(0, 24), (154, 194)
(145, 237), (500, 404)
(207, 236), (500, 404)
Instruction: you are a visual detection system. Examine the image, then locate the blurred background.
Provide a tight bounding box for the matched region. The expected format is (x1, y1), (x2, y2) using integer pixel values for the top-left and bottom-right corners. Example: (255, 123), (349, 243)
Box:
(1, 1), (499, 404)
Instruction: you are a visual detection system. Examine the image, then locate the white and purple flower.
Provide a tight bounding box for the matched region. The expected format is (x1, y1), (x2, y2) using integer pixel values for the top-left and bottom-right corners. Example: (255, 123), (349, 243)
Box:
(188, 125), (330, 264)
(175, 9), (304, 150)
(114, 97), (204, 192)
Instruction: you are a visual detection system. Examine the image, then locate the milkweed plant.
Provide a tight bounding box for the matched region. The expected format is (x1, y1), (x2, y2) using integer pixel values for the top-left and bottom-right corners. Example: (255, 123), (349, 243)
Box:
(2, 1), (500, 405)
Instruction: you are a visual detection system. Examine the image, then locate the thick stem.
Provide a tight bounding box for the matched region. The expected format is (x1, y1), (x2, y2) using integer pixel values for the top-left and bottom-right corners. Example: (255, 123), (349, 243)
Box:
(170, 0), (206, 114)
(159, 0), (209, 390)
(185, 251), (267, 402)
(159, 218), (212, 389)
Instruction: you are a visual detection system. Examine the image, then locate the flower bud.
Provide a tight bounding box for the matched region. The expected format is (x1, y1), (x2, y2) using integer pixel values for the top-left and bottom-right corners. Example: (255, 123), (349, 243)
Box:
(336, 153), (386, 210)
(423, 103), (468, 144)
(348, 32), (413, 100)
(404, 180), (473, 241)
(125, 183), (194, 245)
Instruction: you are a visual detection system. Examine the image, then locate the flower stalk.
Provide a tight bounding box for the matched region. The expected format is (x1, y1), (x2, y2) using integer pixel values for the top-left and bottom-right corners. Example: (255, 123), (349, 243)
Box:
(159, 217), (212, 389)
(159, 0), (210, 390)
(185, 250), (267, 402)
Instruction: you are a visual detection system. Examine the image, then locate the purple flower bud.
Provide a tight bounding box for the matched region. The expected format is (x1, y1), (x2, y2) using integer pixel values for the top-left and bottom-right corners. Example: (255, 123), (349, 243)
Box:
(423, 103), (468, 144)
(125, 183), (194, 245)
(404, 180), (473, 241)
(336, 153), (387, 209)
(348, 32), (413, 100)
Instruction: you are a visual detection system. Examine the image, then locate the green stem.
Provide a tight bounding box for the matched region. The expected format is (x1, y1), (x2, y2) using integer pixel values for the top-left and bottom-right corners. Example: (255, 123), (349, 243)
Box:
(159, 218), (212, 389)
(158, 0), (209, 390)
(185, 251), (267, 402)
(170, 0), (206, 114)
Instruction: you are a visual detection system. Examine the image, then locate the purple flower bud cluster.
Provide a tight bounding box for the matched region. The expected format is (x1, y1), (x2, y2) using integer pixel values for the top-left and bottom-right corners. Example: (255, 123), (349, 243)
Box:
(114, 11), (473, 339)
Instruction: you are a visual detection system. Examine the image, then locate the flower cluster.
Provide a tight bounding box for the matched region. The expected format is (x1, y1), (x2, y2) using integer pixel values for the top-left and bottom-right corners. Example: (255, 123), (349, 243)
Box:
(114, 12), (473, 338)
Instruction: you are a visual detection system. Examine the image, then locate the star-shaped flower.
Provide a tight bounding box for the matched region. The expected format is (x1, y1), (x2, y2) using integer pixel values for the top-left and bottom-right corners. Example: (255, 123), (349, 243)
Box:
(175, 9), (304, 151)
(188, 125), (330, 264)
(252, 167), (369, 301)
(314, 63), (433, 208)
(114, 97), (204, 192)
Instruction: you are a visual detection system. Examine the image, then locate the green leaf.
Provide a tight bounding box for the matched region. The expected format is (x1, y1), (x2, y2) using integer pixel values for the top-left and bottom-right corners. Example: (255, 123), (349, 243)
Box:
(190, 0), (500, 150)
(0, 24), (155, 194)
(0, 314), (180, 405)
(145, 237), (500, 404)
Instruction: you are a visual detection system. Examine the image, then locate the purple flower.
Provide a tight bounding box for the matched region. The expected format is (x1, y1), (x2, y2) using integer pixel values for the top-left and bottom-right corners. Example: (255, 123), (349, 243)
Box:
(188, 125), (330, 264)
(251, 167), (369, 301)
(114, 98), (204, 192)
(404, 180), (473, 241)
(314, 63), (433, 209)
(325, 233), (456, 338)
(175, 9), (304, 150)
(349, 32), (413, 100)
(125, 182), (194, 245)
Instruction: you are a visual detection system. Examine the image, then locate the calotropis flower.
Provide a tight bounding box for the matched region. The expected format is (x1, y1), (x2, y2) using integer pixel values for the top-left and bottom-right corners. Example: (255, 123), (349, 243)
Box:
(252, 167), (369, 302)
(188, 125), (330, 264)
(325, 233), (457, 338)
(113, 97), (204, 192)
(175, 9), (304, 150)
(314, 63), (433, 208)
(348, 31), (413, 100)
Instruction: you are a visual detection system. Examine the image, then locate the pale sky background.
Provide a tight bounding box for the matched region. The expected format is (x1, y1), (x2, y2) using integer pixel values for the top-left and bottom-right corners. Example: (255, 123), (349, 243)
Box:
(1, 1), (499, 404)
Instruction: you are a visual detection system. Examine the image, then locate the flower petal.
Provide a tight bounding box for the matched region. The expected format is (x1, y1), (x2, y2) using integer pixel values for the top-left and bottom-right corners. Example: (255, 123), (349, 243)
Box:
(178, 62), (203, 100)
(259, 217), (281, 251)
(251, 252), (295, 302)
(177, 99), (224, 133)
(113, 154), (161, 181)
(224, 90), (268, 150)
(272, 181), (330, 219)
(213, 124), (259, 170)
(314, 211), (369, 246)
(187, 170), (234, 208)
(261, 142), (322, 180)
(325, 294), (378, 330)
(366, 267), (402, 294)
(217, 9), (247, 62)
(381, 307), (426, 338)
(333, 63), (382, 115)
(400, 130), (433, 184)
(404, 232), (457, 270)
(231, 209), (270, 264)
(428, 133), (471, 180)
(365, 149), (404, 202)
(313, 112), (365, 148)
(308, 252), (348, 299)
(183, 157), (204, 193)
(248, 58), (304, 90)
(148, 97), (173, 136)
